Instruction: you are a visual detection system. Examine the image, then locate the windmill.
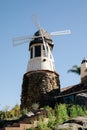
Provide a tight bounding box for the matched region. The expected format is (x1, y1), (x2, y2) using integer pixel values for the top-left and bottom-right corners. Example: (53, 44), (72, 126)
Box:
(13, 28), (71, 71)
(14, 18), (71, 109)
(13, 21), (71, 72)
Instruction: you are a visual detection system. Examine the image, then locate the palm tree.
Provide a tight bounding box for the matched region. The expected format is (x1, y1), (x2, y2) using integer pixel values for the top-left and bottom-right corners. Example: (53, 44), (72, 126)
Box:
(67, 65), (80, 75)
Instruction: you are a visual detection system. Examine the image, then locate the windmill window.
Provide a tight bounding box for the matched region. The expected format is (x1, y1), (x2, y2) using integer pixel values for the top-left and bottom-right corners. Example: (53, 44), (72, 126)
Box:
(30, 47), (33, 59)
(35, 45), (41, 57)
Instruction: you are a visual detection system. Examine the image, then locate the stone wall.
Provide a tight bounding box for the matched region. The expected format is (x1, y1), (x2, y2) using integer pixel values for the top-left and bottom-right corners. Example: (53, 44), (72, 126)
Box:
(21, 70), (60, 109)
(81, 76), (87, 85)
(75, 93), (87, 107)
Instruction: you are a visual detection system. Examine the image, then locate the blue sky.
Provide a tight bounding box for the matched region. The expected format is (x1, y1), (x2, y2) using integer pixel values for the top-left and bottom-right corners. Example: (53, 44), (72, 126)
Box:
(0, 0), (87, 109)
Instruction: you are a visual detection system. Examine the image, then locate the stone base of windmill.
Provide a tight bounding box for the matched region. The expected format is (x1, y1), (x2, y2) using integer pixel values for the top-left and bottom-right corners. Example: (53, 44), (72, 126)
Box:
(20, 70), (60, 110)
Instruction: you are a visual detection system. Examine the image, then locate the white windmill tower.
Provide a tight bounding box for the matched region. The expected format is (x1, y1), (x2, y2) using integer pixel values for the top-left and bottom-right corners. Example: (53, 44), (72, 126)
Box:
(13, 21), (71, 109)
(13, 29), (71, 72)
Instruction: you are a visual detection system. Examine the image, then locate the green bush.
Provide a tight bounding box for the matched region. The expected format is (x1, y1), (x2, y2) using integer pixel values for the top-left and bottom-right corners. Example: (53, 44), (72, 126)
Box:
(37, 116), (49, 130)
(55, 104), (69, 124)
(76, 105), (85, 116)
(68, 104), (85, 117)
(44, 106), (53, 111)
(69, 105), (78, 118)
(21, 108), (28, 116)
(47, 110), (56, 129)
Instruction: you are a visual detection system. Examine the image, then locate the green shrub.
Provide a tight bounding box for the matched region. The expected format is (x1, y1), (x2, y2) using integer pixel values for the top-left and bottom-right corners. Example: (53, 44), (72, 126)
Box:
(68, 104), (85, 117)
(44, 106), (52, 111)
(76, 105), (85, 116)
(37, 116), (49, 130)
(69, 105), (78, 118)
(55, 104), (68, 124)
(47, 110), (56, 129)
(21, 108), (28, 115)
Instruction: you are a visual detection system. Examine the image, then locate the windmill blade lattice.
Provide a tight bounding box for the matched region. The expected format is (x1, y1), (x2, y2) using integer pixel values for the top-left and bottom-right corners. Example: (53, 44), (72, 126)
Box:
(50, 30), (71, 36)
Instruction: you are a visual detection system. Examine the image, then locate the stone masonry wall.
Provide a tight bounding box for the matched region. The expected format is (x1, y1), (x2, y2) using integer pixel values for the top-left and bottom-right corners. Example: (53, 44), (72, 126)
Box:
(21, 70), (60, 109)
(81, 76), (87, 85)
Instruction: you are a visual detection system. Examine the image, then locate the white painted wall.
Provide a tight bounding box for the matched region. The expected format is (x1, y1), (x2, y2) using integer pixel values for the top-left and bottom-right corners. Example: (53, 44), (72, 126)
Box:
(81, 60), (87, 78)
(27, 57), (55, 72)
(26, 42), (55, 72)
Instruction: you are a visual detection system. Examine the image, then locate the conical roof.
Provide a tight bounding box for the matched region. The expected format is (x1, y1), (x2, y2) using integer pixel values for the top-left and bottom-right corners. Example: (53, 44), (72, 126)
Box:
(81, 57), (87, 64)
(29, 28), (53, 48)
(34, 28), (51, 39)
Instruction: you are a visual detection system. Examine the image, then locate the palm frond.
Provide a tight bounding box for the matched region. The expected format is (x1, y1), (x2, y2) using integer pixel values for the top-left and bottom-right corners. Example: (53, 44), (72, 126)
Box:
(67, 65), (80, 75)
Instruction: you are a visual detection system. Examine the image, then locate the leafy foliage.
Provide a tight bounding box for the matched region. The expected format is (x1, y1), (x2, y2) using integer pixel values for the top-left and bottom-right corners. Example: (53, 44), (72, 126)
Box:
(68, 104), (85, 118)
(37, 116), (49, 130)
(76, 105), (85, 116)
(0, 104), (20, 120)
(67, 65), (80, 75)
(1, 103), (87, 130)
(68, 105), (78, 118)
(21, 108), (28, 116)
(55, 104), (69, 124)
(47, 110), (56, 129)
(44, 106), (53, 111)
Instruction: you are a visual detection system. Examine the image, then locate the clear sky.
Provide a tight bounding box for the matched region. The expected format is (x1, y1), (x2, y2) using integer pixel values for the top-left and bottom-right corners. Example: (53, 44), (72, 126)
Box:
(0, 0), (87, 110)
